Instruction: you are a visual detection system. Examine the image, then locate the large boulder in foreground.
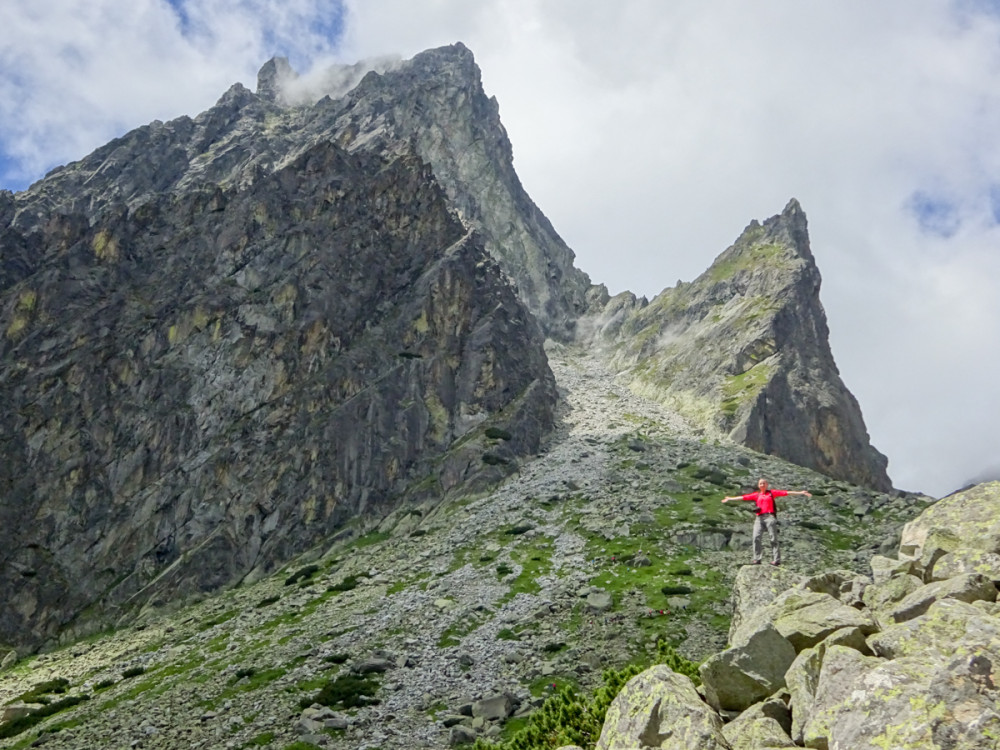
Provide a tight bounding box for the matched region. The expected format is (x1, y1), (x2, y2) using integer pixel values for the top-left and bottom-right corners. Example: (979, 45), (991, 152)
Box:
(595, 665), (728, 750)
(700, 622), (796, 712)
(898, 481), (1000, 578)
(802, 644), (1000, 749)
(730, 567), (876, 653)
(728, 565), (805, 643)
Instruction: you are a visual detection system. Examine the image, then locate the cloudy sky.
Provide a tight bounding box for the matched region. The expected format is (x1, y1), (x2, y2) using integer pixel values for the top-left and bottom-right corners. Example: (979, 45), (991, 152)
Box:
(2, 1), (998, 497)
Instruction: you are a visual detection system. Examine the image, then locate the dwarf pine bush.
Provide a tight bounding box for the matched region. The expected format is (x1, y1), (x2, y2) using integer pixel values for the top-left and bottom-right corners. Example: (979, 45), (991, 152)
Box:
(472, 641), (699, 750)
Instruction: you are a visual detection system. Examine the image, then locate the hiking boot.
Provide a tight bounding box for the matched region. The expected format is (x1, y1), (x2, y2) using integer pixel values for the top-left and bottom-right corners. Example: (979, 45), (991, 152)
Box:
(770, 561), (780, 566)
(750, 560), (761, 565)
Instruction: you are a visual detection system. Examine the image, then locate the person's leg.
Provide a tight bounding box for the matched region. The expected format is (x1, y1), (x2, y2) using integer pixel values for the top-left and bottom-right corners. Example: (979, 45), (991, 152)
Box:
(765, 514), (780, 564)
(751, 516), (763, 563)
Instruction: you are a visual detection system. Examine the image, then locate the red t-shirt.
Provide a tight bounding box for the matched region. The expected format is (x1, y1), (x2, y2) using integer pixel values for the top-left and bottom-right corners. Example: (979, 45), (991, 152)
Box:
(741, 490), (788, 515)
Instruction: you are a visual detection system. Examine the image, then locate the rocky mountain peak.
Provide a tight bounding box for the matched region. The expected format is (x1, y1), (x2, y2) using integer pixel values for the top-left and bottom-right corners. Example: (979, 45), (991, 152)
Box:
(255, 56), (296, 102)
(588, 199), (891, 491)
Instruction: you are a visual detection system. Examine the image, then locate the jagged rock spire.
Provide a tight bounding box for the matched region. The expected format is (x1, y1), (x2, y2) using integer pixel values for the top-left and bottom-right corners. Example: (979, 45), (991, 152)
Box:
(589, 199), (892, 491)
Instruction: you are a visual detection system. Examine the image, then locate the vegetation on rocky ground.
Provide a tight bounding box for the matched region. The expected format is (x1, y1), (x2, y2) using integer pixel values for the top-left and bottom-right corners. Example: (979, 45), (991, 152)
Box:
(472, 641), (699, 750)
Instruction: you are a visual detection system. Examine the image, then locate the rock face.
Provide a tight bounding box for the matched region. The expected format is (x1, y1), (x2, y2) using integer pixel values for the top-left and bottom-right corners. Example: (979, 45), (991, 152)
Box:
(608, 481), (1000, 749)
(11, 43), (590, 339)
(0, 60), (559, 651)
(588, 199), (891, 491)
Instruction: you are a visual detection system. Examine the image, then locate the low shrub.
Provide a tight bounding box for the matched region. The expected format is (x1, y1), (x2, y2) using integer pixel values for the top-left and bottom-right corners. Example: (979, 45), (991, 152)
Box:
(284, 564), (320, 587)
(482, 453), (509, 466)
(327, 575), (361, 593)
(301, 673), (380, 710)
(660, 585), (693, 596)
(121, 666), (145, 679)
(10, 677), (69, 704)
(255, 595), (280, 608)
(505, 524), (534, 536)
(0, 695), (90, 739)
(471, 641), (700, 750)
(485, 427), (512, 440)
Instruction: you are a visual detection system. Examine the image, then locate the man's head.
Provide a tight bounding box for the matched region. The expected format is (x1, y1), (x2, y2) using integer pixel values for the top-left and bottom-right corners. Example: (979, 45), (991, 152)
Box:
(758, 478), (769, 492)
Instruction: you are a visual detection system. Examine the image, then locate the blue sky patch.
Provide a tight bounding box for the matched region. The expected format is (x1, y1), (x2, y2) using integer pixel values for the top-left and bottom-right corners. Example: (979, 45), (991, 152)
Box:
(908, 190), (961, 238)
(163, 0), (193, 36)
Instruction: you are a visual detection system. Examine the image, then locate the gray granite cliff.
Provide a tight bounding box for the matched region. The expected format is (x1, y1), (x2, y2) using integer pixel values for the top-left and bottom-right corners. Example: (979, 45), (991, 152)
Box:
(1, 108), (555, 651)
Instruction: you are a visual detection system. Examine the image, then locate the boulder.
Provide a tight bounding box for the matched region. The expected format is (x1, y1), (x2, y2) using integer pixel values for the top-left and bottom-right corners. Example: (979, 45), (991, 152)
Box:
(723, 717), (794, 749)
(352, 657), (396, 674)
(2, 704), (40, 722)
(898, 481), (1000, 578)
(0, 650), (16, 670)
(803, 644), (1000, 749)
(868, 554), (917, 585)
(732, 586), (876, 653)
(861, 573), (923, 625)
(472, 693), (513, 721)
(785, 643), (826, 744)
(930, 548), (1000, 582)
(887, 572), (997, 624)
(449, 725), (478, 746)
(700, 622), (796, 712)
(868, 598), (1000, 661)
(785, 627), (876, 743)
(586, 591), (613, 612)
(722, 697), (795, 750)
(800, 570), (867, 601)
(797, 645), (880, 747)
(820, 625), (873, 655)
(728, 564), (806, 643)
(768, 588), (877, 651)
(596, 665), (728, 750)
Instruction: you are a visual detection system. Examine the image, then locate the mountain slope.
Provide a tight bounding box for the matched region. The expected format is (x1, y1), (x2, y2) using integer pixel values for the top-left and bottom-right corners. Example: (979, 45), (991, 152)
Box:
(0, 344), (928, 750)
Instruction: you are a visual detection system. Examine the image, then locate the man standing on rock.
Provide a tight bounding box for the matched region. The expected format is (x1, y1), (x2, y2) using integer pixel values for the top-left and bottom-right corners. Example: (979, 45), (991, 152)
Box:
(722, 479), (811, 566)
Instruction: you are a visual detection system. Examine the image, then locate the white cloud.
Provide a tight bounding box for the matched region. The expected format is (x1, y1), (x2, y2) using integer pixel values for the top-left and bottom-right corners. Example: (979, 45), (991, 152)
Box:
(0, 0), (343, 185)
(2, 0), (998, 496)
